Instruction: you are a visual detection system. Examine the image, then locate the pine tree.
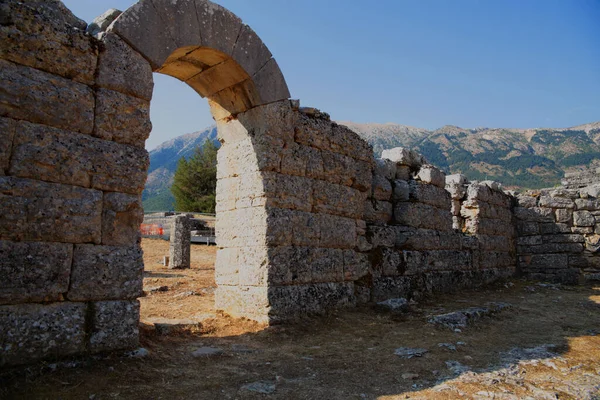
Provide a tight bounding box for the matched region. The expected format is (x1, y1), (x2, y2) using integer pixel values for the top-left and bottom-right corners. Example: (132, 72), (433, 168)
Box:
(171, 140), (218, 213)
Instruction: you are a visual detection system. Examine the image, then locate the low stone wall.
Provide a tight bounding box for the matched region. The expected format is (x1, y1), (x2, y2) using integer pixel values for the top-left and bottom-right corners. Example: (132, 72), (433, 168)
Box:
(358, 149), (516, 303)
(515, 188), (600, 283)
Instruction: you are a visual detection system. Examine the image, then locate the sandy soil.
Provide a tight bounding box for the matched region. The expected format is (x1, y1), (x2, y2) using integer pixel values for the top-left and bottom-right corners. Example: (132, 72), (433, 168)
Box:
(2, 240), (600, 399)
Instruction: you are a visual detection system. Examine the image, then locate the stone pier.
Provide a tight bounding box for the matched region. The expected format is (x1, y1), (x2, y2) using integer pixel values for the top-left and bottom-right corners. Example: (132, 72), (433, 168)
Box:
(169, 215), (191, 269)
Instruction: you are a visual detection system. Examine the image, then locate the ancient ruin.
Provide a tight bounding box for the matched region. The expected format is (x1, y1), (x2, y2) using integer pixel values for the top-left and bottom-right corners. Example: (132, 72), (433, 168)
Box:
(1, 0), (599, 367)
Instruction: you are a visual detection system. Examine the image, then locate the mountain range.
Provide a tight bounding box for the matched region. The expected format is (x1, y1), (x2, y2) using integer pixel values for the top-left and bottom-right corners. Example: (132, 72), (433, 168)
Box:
(142, 121), (600, 212)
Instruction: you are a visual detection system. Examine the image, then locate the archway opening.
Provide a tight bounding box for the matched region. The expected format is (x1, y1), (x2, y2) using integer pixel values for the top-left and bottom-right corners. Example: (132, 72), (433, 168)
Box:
(139, 72), (220, 330)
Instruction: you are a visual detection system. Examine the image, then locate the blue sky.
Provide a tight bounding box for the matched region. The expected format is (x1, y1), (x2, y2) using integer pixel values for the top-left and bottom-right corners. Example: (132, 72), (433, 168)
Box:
(63, 0), (600, 150)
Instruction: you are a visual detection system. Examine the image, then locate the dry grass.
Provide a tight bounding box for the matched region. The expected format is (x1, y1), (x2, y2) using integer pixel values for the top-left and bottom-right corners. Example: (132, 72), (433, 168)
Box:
(1, 240), (600, 399)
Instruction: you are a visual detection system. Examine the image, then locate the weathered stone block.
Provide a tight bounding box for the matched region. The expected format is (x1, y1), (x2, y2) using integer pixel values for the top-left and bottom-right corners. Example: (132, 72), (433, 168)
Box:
(574, 210), (595, 227)
(0, 240), (72, 305)
(0, 117), (15, 175)
(313, 180), (366, 219)
(396, 165), (411, 181)
(555, 208), (573, 223)
(393, 179), (410, 202)
(372, 247), (405, 276)
(96, 33), (153, 100)
(520, 253), (568, 269)
(394, 202), (452, 231)
(0, 302), (86, 366)
(371, 276), (412, 302)
(262, 172), (313, 212)
(267, 282), (355, 323)
(405, 250), (472, 274)
(9, 121), (149, 194)
(0, 59), (94, 133)
(445, 174), (468, 186)
(366, 225), (397, 248)
(399, 229), (462, 251)
(169, 215), (191, 269)
(343, 250), (370, 281)
(102, 193), (143, 246)
(517, 235), (542, 246)
(539, 196), (574, 209)
(475, 235), (511, 252)
(319, 213), (357, 249)
(68, 244), (143, 301)
(445, 182), (467, 200)
(516, 194), (537, 208)
(372, 174), (392, 201)
(89, 300), (139, 353)
(0, 1), (97, 85)
(0, 176), (102, 243)
(375, 158), (397, 181)
(364, 199), (393, 225)
(575, 198), (600, 211)
(513, 206), (554, 222)
(409, 180), (451, 209)
(416, 165), (445, 188)
(94, 88), (151, 147)
(542, 234), (586, 244)
(381, 147), (425, 168)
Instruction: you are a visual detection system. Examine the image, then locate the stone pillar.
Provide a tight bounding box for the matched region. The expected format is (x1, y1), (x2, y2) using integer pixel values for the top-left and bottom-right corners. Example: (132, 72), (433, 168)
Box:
(169, 215), (191, 269)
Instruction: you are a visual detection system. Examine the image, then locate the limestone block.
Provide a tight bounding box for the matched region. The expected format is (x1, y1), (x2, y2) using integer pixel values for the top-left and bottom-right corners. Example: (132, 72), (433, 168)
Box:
(311, 248), (345, 283)
(467, 183), (492, 203)
(330, 124), (374, 163)
(415, 165), (445, 188)
(393, 180), (410, 202)
(89, 300), (139, 353)
(405, 250), (472, 275)
(513, 206), (554, 222)
(252, 57), (291, 106)
(0, 176), (102, 243)
(215, 285), (270, 324)
(575, 198), (600, 211)
(520, 254), (568, 270)
(0, 0), (97, 85)
(343, 250), (370, 281)
(461, 235), (480, 250)
(109, 0), (178, 70)
(445, 174), (468, 186)
(555, 208), (573, 223)
(476, 235), (511, 252)
(267, 283), (355, 323)
(519, 243), (584, 255)
(372, 247), (405, 276)
(280, 145), (310, 177)
(312, 179), (366, 220)
(574, 211), (595, 227)
(571, 226), (594, 234)
(452, 216), (463, 231)
(0, 60), (94, 134)
(396, 165), (411, 181)
(320, 151), (358, 187)
(352, 160), (373, 192)
(0, 302), (86, 366)
(232, 24), (272, 77)
(371, 276), (412, 303)
(461, 199), (512, 221)
(372, 174), (392, 201)
(364, 199), (393, 225)
(542, 234), (586, 244)
(294, 114), (333, 150)
(479, 251), (515, 270)
(539, 196), (575, 209)
(464, 217), (514, 237)
(9, 121), (149, 194)
(381, 147), (425, 168)
(97, 33), (153, 100)
(0, 240), (72, 305)
(375, 158), (396, 181)
(217, 207), (267, 247)
(262, 172), (313, 212)
(102, 193), (143, 246)
(265, 246), (310, 285)
(93, 88), (151, 147)
(319, 213), (357, 249)
(169, 216), (191, 269)
(214, 247), (239, 285)
(394, 202), (452, 231)
(409, 180), (451, 209)
(0, 117), (15, 175)
(517, 235), (543, 246)
(516, 194), (538, 208)
(400, 229), (462, 251)
(445, 182), (467, 200)
(366, 225), (397, 248)
(68, 244), (143, 301)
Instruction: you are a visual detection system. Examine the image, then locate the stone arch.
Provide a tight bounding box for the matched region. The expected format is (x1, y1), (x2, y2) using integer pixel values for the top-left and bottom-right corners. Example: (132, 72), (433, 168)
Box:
(111, 0), (290, 115)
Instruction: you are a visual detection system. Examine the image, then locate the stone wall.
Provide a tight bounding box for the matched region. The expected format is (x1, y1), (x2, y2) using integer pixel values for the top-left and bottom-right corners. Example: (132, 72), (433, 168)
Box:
(357, 150), (516, 303)
(0, 0), (150, 366)
(515, 188), (600, 283)
(213, 103), (374, 323)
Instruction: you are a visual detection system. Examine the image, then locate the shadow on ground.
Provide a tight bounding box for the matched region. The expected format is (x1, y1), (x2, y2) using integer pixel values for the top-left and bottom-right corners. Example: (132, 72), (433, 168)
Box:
(2, 280), (600, 399)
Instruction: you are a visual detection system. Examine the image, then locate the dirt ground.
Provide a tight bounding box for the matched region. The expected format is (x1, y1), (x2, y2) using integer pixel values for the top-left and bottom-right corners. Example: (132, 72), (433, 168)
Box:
(2, 240), (600, 399)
